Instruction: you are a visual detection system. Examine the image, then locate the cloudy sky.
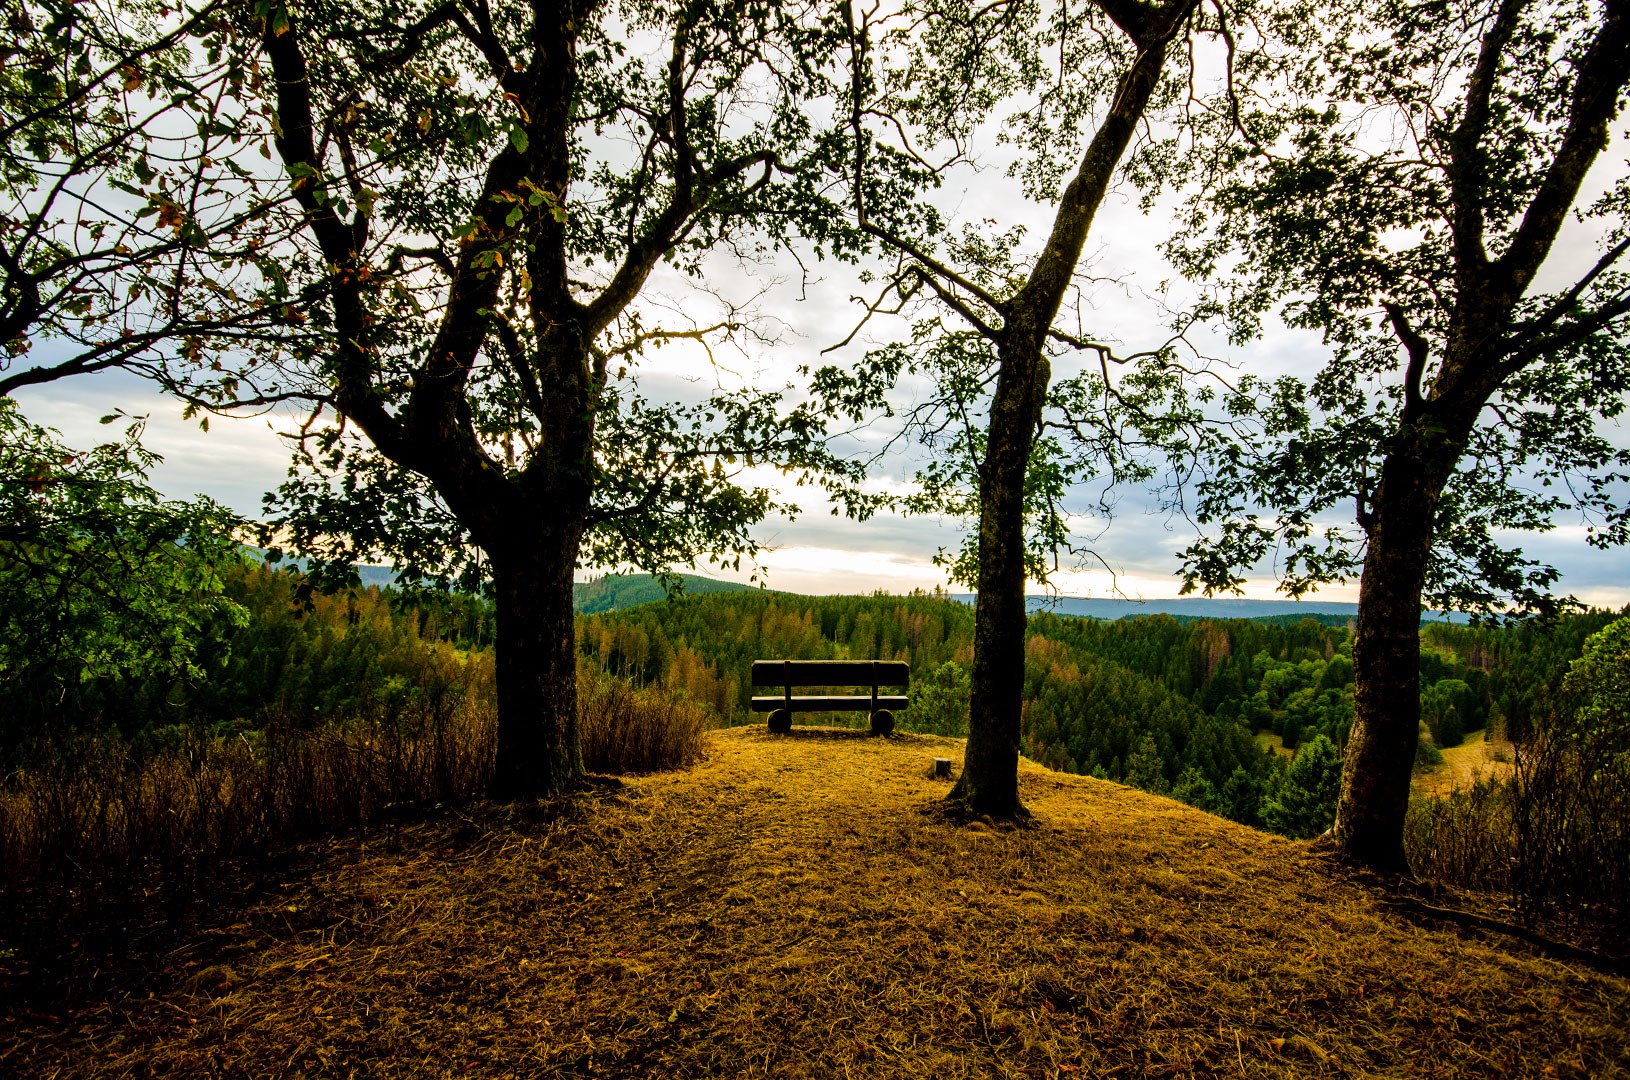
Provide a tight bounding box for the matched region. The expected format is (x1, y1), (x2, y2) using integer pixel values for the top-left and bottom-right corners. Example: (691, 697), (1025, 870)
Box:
(17, 182), (1629, 610)
(11, 27), (1630, 611)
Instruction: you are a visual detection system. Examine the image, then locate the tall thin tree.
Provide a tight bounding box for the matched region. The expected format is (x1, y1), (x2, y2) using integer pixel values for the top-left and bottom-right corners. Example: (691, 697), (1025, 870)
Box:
(822, 0), (1206, 815)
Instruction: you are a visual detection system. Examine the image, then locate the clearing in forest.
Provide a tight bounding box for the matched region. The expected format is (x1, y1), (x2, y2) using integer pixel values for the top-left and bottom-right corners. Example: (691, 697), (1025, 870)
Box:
(1414, 737), (1518, 798)
(3, 727), (1625, 1077)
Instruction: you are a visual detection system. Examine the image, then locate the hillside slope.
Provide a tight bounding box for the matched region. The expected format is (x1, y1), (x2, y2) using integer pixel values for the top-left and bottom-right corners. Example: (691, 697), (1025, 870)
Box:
(573, 572), (751, 613)
(6, 729), (1625, 1078)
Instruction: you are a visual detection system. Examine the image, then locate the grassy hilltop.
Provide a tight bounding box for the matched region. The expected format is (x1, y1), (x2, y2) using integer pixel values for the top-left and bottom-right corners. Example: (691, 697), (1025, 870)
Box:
(6, 727), (1624, 1078)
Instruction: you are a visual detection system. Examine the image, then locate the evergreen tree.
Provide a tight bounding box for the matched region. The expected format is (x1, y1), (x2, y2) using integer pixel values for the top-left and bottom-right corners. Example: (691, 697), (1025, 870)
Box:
(1170, 766), (1216, 812)
(1219, 767), (1265, 827)
(1262, 735), (1343, 839)
(1124, 735), (1168, 795)
(908, 660), (972, 737)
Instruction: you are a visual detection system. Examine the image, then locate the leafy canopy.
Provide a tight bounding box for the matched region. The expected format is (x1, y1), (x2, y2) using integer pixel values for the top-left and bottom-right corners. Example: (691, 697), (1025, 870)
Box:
(1170, 0), (1630, 614)
(203, 0), (880, 591)
(0, 399), (247, 741)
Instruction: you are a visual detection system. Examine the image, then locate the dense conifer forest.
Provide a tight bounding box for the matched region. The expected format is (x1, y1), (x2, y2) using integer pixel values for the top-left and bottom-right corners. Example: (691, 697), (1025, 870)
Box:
(573, 589), (1620, 835)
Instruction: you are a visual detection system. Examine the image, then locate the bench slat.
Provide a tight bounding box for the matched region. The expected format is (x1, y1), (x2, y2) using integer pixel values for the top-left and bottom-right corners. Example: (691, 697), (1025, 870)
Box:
(749, 660), (911, 687)
(750, 695), (910, 713)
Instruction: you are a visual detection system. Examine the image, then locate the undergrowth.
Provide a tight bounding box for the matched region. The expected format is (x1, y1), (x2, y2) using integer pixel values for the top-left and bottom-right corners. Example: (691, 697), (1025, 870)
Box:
(0, 656), (711, 993)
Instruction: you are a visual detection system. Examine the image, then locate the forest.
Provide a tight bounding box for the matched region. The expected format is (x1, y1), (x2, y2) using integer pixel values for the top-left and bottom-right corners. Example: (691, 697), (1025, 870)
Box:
(575, 588), (1623, 837)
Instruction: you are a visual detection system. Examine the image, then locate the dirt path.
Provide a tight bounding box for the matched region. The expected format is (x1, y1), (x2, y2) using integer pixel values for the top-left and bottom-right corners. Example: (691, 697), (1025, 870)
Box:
(4, 728), (1625, 1078)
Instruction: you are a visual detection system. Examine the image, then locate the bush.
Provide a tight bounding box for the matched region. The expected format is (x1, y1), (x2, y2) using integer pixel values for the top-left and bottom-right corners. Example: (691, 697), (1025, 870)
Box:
(1404, 780), (1514, 893)
(0, 650), (715, 989)
(1415, 737), (1444, 769)
(1508, 620), (1630, 951)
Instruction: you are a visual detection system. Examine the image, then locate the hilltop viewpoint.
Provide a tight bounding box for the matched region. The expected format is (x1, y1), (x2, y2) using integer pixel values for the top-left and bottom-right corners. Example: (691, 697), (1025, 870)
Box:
(4, 727), (1626, 1078)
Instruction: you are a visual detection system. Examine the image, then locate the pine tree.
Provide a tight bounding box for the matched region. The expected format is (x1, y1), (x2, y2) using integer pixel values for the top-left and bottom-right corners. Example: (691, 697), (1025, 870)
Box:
(1262, 735), (1343, 839)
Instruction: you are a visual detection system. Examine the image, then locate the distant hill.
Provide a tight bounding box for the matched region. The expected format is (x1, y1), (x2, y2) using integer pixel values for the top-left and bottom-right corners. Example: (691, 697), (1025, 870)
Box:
(572, 573), (751, 613)
(951, 593), (1361, 621)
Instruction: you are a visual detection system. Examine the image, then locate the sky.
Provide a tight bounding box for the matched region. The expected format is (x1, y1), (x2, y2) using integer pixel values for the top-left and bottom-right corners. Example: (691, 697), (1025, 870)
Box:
(10, 19), (1630, 611)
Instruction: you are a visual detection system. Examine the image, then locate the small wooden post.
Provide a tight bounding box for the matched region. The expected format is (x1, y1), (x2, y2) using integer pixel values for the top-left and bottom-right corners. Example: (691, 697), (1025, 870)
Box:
(783, 659), (793, 715)
(934, 757), (952, 779)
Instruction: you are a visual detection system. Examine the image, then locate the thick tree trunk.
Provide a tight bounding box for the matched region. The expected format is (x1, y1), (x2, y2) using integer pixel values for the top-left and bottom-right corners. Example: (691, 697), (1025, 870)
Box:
(489, 521), (586, 800)
(950, 343), (1044, 817)
(1336, 428), (1456, 873)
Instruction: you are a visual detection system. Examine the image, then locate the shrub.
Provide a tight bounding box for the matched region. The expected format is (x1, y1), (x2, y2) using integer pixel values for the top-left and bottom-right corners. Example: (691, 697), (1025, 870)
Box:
(1508, 620), (1630, 951)
(578, 667), (709, 775)
(1404, 780), (1514, 894)
(0, 649), (716, 989)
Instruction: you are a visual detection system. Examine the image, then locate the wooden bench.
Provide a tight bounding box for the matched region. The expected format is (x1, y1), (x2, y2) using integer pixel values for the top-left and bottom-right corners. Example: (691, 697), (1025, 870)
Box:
(750, 660), (909, 736)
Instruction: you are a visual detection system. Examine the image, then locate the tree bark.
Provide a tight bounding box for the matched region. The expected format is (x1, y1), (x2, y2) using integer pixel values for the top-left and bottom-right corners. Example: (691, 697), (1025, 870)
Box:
(942, 3), (1191, 817)
(952, 342), (1045, 816)
(1330, 0), (1630, 873)
(1338, 443), (1443, 872)
(1337, 381), (1484, 871)
(489, 515), (587, 799)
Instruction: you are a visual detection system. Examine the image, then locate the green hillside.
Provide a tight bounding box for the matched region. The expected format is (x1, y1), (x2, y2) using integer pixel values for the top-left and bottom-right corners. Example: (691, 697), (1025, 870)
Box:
(571, 573), (752, 614)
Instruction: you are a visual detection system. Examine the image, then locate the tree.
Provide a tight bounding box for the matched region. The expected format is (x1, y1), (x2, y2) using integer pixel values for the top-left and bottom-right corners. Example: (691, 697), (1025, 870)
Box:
(907, 659), (971, 736)
(1560, 615), (1630, 734)
(1511, 615), (1630, 931)
(818, 0), (1208, 817)
(1218, 765), (1264, 826)
(1124, 733), (1169, 794)
(1174, 0), (1630, 871)
(2, 0), (299, 398)
(0, 398), (246, 756)
(219, 0), (867, 797)
(1261, 734), (1342, 839)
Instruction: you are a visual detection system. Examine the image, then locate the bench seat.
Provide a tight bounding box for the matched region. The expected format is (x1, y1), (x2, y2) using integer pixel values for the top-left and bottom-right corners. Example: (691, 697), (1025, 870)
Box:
(750, 659), (910, 735)
(750, 694), (910, 712)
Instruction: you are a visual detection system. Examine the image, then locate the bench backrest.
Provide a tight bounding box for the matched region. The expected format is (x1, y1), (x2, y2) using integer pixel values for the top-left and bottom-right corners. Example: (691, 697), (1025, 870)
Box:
(750, 659), (910, 687)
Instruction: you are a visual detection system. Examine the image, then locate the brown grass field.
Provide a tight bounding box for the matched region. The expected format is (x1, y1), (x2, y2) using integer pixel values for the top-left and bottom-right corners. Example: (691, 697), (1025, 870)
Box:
(3, 726), (1626, 1078)
(1413, 737), (1517, 799)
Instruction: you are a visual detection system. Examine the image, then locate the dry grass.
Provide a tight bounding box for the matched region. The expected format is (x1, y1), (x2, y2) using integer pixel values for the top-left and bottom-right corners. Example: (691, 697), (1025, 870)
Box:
(0, 661), (710, 993)
(1413, 737), (1516, 799)
(4, 727), (1626, 1078)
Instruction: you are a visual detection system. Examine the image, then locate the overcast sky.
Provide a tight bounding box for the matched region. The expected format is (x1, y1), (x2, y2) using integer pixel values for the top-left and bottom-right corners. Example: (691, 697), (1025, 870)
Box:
(11, 32), (1630, 611)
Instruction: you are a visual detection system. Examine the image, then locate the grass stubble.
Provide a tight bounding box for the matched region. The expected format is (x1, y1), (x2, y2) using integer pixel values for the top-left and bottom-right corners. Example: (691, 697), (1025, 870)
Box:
(3, 726), (1626, 1078)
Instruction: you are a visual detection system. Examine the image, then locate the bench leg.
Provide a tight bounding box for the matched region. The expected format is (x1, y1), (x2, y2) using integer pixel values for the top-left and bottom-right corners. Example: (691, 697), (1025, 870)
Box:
(869, 709), (894, 737)
(768, 709), (792, 734)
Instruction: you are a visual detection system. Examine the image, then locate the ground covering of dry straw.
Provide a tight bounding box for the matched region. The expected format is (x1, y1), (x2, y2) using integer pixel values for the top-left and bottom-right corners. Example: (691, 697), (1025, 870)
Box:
(5, 727), (1627, 1078)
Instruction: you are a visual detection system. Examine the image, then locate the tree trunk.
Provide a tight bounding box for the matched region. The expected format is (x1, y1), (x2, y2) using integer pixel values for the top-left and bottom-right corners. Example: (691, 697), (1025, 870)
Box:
(1335, 428), (1454, 873)
(950, 342), (1044, 817)
(489, 520), (586, 800)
